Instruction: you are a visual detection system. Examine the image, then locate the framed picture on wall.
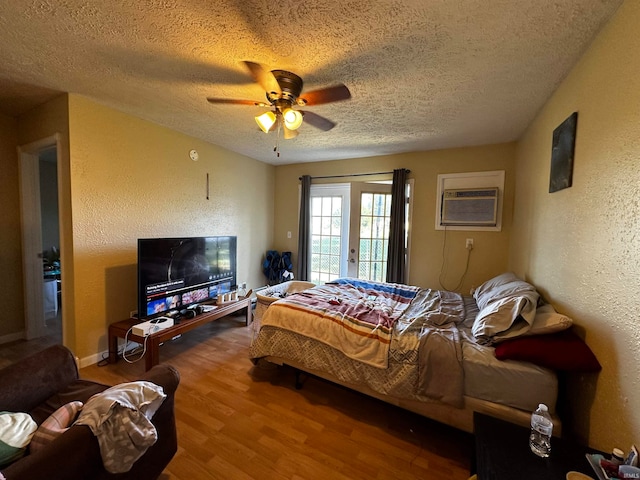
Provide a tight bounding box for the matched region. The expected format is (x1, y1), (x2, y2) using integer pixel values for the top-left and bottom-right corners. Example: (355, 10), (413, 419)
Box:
(549, 112), (578, 193)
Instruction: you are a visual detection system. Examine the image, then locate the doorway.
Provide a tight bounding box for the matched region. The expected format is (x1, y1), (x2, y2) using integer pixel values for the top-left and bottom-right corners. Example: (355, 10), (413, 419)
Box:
(18, 135), (63, 343)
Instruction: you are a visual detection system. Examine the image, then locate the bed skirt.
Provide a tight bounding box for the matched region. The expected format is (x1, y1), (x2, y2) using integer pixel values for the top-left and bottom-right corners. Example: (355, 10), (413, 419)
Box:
(256, 355), (562, 436)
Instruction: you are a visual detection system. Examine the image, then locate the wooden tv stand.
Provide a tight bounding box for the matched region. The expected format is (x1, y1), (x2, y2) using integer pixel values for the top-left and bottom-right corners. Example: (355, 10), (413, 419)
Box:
(108, 297), (252, 371)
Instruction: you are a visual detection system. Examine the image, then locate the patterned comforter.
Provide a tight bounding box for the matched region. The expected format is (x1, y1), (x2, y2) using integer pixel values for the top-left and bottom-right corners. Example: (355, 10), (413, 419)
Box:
(250, 278), (468, 406)
(257, 278), (420, 368)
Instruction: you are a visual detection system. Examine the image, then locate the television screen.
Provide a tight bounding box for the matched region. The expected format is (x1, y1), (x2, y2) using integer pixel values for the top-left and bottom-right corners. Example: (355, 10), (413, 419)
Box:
(137, 236), (236, 319)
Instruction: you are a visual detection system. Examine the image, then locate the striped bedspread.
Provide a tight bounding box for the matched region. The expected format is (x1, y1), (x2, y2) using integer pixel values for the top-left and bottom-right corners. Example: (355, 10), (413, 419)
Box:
(259, 278), (421, 368)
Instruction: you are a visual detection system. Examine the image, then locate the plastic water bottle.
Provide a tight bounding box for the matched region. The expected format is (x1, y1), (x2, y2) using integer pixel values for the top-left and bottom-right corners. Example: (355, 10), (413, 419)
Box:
(529, 403), (553, 457)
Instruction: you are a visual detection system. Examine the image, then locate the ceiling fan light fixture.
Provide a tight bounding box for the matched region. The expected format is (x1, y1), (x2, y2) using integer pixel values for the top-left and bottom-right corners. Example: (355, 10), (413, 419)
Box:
(283, 108), (303, 130)
(283, 126), (299, 140)
(255, 111), (277, 133)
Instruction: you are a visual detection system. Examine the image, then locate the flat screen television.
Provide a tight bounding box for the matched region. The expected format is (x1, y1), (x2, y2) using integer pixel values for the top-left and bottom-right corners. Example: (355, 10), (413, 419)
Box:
(137, 236), (237, 319)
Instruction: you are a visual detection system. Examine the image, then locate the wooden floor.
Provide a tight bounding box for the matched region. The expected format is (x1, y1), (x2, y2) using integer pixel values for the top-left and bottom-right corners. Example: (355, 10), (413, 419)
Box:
(0, 310), (62, 370)
(6, 313), (474, 479)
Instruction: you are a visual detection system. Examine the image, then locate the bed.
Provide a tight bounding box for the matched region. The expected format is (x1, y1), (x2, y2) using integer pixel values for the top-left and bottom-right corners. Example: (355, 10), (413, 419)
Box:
(249, 274), (595, 433)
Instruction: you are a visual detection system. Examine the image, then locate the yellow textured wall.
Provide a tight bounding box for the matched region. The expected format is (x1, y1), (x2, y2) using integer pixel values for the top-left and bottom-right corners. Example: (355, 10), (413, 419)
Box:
(0, 113), (24, 340)
(510, 0), (639, 450)
(274, 143), (515, 292)
(67, 95), (275, 363)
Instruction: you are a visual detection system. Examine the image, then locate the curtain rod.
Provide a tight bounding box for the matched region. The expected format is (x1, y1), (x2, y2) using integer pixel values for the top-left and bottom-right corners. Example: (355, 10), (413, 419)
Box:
(299, 169), (410, 181)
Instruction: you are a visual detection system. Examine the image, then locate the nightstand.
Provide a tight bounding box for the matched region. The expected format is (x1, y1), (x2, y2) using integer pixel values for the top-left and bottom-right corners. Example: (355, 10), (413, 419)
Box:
(473, 412), (600, 479)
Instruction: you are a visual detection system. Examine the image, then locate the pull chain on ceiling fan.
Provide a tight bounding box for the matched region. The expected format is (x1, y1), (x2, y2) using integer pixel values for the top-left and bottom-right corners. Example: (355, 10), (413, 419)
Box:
(207, 61), (351, 155)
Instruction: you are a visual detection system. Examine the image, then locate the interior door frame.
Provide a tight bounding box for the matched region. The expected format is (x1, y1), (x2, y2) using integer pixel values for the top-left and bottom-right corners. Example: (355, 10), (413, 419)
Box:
(18, 133), (62, 339)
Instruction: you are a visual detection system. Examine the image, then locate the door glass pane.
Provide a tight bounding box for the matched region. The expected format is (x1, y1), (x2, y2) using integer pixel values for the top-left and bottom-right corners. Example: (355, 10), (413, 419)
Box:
(359, 238), (371, 261)
(332, 197), (342, 215)
(322, 197), (332, 215)
(330, 255), (340, 274)
(372, 217), (386, 239)
(373, 194), (385, 216)
(331, 216), (341, 236)
(321, 217), (331, 235)
(312, 197), (322, 215)
(361, 193), (373, 215)
(321, 236), (331, 254)
(330, 236), (341, 256)
(360, 217), (372, 238)
(359, 262), (369, 278)
(370, 261), (385, 282)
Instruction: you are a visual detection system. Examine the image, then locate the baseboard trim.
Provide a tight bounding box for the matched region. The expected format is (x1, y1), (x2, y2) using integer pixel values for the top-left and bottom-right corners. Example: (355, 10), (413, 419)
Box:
(0, 331), (26, 345)
(78, 350), (107, 368)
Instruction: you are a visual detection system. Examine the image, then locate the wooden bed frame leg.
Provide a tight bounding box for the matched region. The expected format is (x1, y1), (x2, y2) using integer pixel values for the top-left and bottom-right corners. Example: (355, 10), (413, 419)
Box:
(294, 370), (305, 390)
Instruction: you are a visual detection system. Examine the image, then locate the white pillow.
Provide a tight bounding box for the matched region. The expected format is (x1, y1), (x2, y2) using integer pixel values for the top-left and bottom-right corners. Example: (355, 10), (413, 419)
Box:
(472, 272), (519, 300)
(471, 273), (540, 343)
(526, 303), (573, 336)
(472, 295), (535, 340)
(474, 277), (537, 313)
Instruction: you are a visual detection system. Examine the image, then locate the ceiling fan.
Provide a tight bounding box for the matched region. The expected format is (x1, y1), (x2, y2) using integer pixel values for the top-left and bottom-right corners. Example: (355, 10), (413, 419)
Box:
(207, 61), (351, 141)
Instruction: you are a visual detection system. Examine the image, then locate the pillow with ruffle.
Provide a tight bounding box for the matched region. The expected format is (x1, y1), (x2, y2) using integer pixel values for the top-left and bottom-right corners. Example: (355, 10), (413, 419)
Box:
(30, 401), (83, 453)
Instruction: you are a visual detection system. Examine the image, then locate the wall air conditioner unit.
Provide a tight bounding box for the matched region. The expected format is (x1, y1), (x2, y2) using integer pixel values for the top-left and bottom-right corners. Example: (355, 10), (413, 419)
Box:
(440, 188), (499, 226)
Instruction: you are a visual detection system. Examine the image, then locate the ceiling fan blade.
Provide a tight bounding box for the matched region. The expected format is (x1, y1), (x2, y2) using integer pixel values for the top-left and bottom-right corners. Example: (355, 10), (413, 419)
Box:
(298, 84), (351, 106)
(243, 61), (282, 96)
(302, 111), (336, 131)
(207, 98), (269, 107)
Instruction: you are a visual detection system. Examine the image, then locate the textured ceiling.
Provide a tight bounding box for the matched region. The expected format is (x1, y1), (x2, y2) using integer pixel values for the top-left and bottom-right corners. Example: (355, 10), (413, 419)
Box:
(0, 0), (622, 165)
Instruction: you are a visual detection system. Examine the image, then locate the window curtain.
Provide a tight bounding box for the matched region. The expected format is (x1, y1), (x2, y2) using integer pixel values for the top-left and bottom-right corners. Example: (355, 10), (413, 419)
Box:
(386, 168), (408, 284)
(297, 175), (312, 281)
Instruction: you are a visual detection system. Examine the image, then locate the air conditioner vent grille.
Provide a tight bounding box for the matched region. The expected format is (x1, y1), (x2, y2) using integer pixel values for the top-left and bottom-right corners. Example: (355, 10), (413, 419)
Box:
(441, 188), (498, 226)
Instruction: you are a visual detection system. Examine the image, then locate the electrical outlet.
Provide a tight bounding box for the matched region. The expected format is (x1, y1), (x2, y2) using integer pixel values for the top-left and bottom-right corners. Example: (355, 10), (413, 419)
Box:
(466, 238), (474, 250)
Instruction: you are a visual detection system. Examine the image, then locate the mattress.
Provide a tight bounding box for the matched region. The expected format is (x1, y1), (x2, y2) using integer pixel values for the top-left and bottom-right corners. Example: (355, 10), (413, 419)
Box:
(459, 296), (558, 413)
(250, 292), (558, 414)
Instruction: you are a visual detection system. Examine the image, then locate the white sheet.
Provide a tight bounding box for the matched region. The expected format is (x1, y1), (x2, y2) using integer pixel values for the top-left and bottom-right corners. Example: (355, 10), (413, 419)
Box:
(461, 297), (557, 412)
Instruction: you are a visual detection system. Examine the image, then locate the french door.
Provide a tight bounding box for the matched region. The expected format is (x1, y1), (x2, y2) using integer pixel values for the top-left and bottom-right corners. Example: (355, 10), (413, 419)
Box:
(309, 182), (392, 283)
(309, 184), (349, 283)
(347, 183), (392, 281)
